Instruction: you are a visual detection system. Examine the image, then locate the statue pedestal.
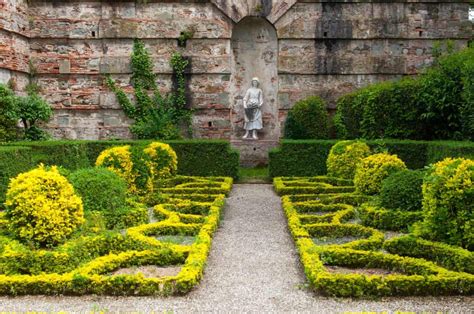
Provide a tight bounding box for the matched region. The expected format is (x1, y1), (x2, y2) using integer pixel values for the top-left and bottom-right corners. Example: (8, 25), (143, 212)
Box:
(230, 139), (279, 167)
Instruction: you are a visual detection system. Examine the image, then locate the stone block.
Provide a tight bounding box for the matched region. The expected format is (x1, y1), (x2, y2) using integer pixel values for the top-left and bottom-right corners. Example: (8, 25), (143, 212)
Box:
(230, 139), (279, 167)
(0, 68), (11, 84)
(58, 59), (71, 74)
(99, 57), (131, 74)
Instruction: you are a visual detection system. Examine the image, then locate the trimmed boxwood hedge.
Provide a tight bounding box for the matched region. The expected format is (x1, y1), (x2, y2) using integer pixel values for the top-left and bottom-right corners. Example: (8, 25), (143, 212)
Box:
(384, 235), (474, 274)
(269, 139), (474, 177)
(0, 178), (233, 296)
(277, 176), (474, 297)
(0, 140), (239, 203)
(0, 146), (35, 205)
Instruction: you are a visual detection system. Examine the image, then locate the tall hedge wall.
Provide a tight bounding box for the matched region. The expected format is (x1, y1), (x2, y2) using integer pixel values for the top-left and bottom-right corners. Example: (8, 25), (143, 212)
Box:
(0, 140), (239, 203)
(269, 140), (474, 177)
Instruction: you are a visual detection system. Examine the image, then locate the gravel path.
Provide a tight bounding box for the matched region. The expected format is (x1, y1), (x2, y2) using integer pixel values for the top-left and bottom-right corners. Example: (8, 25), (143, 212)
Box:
(1, 184), (472, 312)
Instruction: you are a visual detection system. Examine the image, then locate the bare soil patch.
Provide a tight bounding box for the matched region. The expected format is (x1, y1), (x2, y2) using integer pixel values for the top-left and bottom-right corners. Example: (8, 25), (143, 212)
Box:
(110, 265), (182, 278)
(326, 265), (402, 276)
(312, 235), (361, 245)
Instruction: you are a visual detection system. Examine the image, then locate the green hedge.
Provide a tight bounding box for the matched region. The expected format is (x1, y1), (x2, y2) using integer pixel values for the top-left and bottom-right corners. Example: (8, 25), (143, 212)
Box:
(359, 205), (423, 232)
(269, 140), (474, 177)
(269, 140), (337, 177)
(0, 146), (35, 205)
(384, 235), (474, 274)
(0, 140), (239, 203)
(334, 46), (474, 141)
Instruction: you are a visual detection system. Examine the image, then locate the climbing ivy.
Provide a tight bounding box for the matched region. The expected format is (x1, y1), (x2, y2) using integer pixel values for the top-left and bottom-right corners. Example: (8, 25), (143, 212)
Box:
(107, 39), (192, 139)
(170, 53), (192, 130)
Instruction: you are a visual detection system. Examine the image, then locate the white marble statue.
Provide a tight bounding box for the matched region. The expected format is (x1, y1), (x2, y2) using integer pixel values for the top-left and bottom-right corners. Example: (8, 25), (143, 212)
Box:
(242, 77), (263, 140)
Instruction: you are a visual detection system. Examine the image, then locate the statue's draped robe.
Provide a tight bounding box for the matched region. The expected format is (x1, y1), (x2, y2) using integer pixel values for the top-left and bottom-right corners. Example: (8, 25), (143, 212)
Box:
(243, 87), (263, 130)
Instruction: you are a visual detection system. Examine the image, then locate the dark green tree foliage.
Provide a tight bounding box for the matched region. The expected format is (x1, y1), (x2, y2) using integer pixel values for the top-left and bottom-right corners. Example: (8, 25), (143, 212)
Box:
(379, 169), (424, 211)
(11, 93), (53, 140)
(68, 167), (128, 213)
(284, 96), (329, 139)
(107, 39), (191, 140)
(418, 45), (474, 140)
(0, 84), (19, 142)
(0, 84), (52, 141)
(335, 45), (474, 140)
(461, 55), (474, 139)
(335, 78), (424, 140)
(333, 93), (361, 139)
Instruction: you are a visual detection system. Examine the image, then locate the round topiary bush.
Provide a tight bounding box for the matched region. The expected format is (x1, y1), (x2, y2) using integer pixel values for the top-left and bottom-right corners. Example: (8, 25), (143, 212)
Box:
(95, 142), (178, 194)
(68, 167), (128, 213)
(379, 169), (424, 211)
(354, 153), (407, 195)
(95, 145), (137, 192)
(144, 142), (178, 179)
(415, 158), (473, 250)
(326, 140), (371, 179)
(5, 165), (84, 246)
(284, 96), (329, 139)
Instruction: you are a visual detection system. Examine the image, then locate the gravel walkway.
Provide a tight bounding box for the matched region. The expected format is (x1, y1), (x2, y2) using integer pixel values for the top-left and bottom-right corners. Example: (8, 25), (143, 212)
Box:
(0, 184), (472, 313)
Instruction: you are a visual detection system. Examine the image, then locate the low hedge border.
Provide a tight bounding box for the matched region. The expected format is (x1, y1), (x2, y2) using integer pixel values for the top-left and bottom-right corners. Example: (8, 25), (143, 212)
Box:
(281, 196), (383, 252)
(0, 140), (239, 203)
(269, 140), (474, 177)
(287, 193), (369, 206)
(358, 204), (424, 232)
(276, 176), (474, 297)
(384, 235), (474, 274)
(274, 177), (354, 196)
(0, 176), (232, 296)
(312, 246), (474, 297)
(158, 177), (233, 196)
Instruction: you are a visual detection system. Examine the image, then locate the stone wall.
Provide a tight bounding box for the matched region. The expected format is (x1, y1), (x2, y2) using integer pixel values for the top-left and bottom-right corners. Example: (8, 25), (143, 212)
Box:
(276, 1), (471, 109)
(0, 0), (30, 91)
(26, 1), (234, 139)
(0, 0), (471, 164)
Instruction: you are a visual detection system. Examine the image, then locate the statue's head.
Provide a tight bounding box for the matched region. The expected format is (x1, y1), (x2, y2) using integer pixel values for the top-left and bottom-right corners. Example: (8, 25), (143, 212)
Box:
(251, 77), (259, 87)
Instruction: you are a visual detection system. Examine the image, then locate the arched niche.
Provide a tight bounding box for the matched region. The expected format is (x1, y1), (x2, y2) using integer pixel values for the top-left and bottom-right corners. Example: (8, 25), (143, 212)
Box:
(230, 16), (279, 143)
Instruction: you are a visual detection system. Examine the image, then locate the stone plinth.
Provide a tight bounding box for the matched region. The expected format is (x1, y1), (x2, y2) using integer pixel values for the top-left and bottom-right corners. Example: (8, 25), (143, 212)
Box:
(231, 139), (279, 167)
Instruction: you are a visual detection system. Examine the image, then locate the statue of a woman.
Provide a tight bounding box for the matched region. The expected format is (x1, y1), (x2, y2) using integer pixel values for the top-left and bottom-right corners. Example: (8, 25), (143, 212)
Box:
(242, 77), (263, 140)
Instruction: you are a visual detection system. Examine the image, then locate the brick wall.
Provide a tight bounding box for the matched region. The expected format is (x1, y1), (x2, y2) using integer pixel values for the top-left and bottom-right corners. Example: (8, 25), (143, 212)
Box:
(0, 0), (471, 143)
(0, 0), (30, 91)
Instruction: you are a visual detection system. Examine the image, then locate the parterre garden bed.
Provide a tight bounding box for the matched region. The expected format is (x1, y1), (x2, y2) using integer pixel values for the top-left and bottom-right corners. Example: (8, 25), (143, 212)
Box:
(274, 138), (473, 298)
(0, 141), (233, 296)
(275, 176), (474, 297)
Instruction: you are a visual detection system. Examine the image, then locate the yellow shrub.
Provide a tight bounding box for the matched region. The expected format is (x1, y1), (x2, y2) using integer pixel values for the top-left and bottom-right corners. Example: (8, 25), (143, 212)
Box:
(144, 142), (178, 189)
(416, 158), (474, 250)
(96, 142), (178, 194)
(95, 145), (137, 193)
(327, 140), (371, 179)
(5, 165), (84, 246)
(354, 153), (406, 195)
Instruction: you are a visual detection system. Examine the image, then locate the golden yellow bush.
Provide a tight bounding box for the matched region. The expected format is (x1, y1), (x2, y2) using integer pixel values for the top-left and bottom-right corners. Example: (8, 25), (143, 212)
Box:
(96, 142), (178, 194)
(5, 165), (84, 246)
(144, 142), (178, 179)
(327, 140), (371, 179)
(416, 158), (474, 250)
(354, 153), (407, 195)
(95, 145), (137, 193)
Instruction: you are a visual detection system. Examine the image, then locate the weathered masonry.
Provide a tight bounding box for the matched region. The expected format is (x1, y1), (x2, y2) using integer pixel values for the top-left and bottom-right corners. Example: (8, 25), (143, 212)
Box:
(0, 0), (471, 164)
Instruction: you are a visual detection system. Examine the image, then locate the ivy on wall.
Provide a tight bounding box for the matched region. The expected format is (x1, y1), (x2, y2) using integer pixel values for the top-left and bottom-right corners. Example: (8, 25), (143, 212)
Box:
(106, 39), (192, 140)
